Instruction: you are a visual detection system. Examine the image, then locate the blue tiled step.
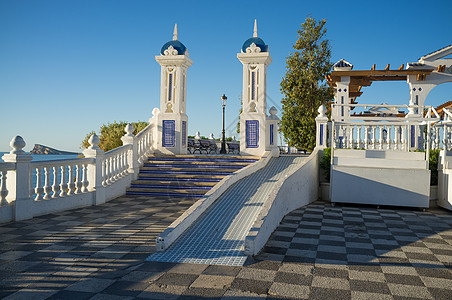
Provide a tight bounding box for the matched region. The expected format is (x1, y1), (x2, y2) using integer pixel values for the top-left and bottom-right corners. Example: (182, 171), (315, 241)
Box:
(131, 184), (211, 190)
(139, 170), (234, 176)
(126, 155), (260, 200)
(148, 157), (258, 164)
(138, 176), (222, 183)
(143, 163), (243, 169)
(126, 191), (205, 198)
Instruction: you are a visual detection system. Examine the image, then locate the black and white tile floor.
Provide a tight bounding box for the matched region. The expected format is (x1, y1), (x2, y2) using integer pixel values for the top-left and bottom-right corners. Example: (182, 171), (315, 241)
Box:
(1, 196), (452, 299)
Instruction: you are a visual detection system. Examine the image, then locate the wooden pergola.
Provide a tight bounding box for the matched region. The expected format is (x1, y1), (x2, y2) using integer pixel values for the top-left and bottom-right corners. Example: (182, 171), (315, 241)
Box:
(326, 64), (435, 104)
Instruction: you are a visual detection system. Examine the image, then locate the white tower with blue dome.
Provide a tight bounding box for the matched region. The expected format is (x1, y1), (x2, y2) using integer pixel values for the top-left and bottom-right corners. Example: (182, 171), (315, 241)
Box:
(238, 20), (279, 157)
(154, 24), (193, 155)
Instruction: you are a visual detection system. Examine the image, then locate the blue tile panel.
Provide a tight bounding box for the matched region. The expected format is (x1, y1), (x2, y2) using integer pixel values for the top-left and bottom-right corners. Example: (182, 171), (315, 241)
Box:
(320, 124), (324, 146)
(162, 120), (175, 147)
(270, 124), (274, 145)
(147, 156), (307, 266)
(182, 121), (186, 147)
(246, 120), (259, 148)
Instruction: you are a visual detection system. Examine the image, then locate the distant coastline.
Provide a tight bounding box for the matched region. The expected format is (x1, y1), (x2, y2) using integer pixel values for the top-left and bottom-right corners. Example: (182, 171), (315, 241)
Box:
(30, 144), (79, 155)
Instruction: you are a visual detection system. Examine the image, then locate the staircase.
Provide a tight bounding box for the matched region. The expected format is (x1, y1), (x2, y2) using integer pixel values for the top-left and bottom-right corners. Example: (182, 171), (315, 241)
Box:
(126, 155), (259, 198)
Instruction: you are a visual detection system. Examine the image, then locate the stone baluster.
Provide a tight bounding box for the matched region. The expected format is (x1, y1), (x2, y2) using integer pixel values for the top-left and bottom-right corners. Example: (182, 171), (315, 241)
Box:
(364, 126), (369, 150)
(436, 127), (440, 149)
(35, 168), (44, 200)
(349, 126), (354, 149)
(387, 126), (392, 150)
(81, 164), (89, 193)
(105, 158), (112, 185)
(117, 153), (123, 178)
(122, 152), (127, 176)
(67, 165), (75, 195)
(396, 126), (401, 150)
(75, 164), (82, 194)
(60, 165), (68, 197)
(115, 154), (121, 179)
(401, 125), (407, 151)
(357, 126), (362, 149)
(379, 126), (384, 150)
(121, 124), (139, 180)
(83, 134), (106, 205)
(371, 126), (376, 150)
(51, 166), (60, 198)
(1, 171), (8, 206)
(2, 136), (34, 221)
(43, 167), (52, 200)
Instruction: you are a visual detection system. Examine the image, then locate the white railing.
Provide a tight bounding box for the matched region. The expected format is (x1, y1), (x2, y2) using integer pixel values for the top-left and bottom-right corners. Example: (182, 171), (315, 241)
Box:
(30, 158), (93, 200)
(316, 103), (441, 156)
(0, 122), (155, 223)
(136, 123), (153, 165)
(0, 162), (15, 206)
(102, 145), (131, 187)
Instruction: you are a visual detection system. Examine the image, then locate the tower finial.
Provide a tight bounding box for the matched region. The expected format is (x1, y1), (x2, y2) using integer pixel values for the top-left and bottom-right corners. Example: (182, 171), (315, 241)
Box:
(253, 19), (258, 38)
(173, 23), (178, 41)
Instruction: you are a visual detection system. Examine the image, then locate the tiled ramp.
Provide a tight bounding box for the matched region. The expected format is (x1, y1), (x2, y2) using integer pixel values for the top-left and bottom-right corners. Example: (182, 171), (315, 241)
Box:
(147, 155), (307, 266)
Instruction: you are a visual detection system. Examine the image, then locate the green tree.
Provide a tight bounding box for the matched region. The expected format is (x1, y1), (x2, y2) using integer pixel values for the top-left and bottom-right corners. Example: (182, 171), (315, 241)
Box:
(280, 17), (333, 151)
(81, 121), (148, 152)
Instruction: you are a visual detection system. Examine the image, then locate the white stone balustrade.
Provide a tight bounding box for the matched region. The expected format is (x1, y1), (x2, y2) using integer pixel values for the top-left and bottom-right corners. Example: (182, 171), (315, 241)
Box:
(316, 104), (442, 153)
(0, 122), (155, 224)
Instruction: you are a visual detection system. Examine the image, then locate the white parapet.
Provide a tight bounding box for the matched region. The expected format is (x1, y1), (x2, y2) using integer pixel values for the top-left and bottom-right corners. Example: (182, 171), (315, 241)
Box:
(437, 150), (452, 211)
(331, 149), (430, 208)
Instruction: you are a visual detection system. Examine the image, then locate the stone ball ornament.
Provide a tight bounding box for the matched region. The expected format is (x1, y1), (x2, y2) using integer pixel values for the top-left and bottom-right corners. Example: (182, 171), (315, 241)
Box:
(10, 136), (26, 154)
(88, 134), (101, 150)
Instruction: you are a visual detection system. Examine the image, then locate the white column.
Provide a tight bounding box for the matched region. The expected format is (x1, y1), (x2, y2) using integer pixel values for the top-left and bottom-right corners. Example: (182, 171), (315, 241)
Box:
(82, 134), (106, 205)
(315, 105), (329, 149)
(121, 124), (139, 180)
(2, 136), (34, 221)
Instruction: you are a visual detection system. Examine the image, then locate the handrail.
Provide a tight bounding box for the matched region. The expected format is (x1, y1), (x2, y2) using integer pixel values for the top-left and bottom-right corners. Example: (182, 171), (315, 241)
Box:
(31, 157), (94, 167)
(0, 162), (15, 171)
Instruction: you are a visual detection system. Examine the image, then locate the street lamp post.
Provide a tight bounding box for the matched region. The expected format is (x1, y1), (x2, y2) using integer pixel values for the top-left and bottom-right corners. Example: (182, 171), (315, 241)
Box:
(220, 94), (227, 154)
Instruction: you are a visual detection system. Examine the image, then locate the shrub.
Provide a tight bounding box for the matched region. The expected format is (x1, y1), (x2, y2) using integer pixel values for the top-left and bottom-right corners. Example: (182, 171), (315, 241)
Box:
(319, 147), (331, 181)
(429, 149), (440, 186)
(81, 121), (148, 152)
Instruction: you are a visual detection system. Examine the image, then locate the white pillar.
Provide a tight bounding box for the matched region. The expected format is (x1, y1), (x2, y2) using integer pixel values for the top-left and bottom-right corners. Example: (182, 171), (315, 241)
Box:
(315, 105), (329, 149)
(121, 124), (139, 180)
(2, 136), (34, 221)
(238, 20), (272, 156)
(82, 134), (106, 205)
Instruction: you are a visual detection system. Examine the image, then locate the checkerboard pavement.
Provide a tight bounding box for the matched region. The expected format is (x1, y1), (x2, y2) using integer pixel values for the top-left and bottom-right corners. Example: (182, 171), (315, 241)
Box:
(1, 196), (452, 299)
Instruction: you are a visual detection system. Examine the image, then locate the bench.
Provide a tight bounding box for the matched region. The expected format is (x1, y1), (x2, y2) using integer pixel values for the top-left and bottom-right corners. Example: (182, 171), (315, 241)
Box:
(227, 143), (240, 154)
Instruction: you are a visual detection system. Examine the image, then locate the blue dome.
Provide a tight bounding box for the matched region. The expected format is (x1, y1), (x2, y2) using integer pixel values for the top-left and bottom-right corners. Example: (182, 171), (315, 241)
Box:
(242, 37), (267, 53)
(160, 40), (187, 55)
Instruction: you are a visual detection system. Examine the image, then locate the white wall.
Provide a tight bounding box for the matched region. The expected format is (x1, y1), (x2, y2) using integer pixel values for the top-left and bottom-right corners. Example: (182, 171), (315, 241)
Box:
(244, 149), (320, 255)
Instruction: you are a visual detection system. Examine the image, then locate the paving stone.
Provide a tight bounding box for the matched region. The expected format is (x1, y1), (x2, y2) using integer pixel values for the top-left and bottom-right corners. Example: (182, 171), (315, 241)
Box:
(101, 280), (151, 297)
(190, 274), (234, 289)
(268, 282), (310, 299)
(65, 278), (115, 293)
(230, 277), (272, 295)
(138, 283), (186, 299)
(154, 273), (198, 286)
(388, 283), (433, 298)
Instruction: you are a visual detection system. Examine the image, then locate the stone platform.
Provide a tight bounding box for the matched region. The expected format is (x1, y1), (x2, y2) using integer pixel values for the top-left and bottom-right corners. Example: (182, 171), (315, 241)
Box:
(1, 193), (452, 299)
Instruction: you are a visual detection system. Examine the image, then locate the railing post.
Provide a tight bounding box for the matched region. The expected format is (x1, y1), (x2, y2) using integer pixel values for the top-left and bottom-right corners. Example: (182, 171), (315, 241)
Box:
(315, 105), (329, 149)
(82, 134), (106, 205)
(2, 136), (34, 221)
(121, 124), (139, 180)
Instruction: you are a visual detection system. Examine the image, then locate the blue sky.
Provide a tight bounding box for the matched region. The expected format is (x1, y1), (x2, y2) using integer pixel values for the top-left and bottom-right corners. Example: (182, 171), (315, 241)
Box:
(0, 0), (451, 152)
